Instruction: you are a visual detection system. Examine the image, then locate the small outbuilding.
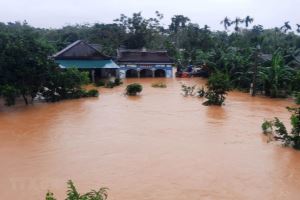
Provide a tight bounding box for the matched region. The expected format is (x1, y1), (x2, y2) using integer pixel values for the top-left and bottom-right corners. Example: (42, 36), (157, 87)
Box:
(53, 40), (119, 82)
(117, 48), (174, 78)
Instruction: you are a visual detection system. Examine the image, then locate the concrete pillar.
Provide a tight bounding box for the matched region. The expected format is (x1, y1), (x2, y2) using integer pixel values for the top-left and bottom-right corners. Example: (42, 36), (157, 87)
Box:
(152, 69), (155, 78)
(250, 83), (254, 95)
(137, 69), (141, 78)
(91, 69), (95, 83)
(116, 69), (120, 79)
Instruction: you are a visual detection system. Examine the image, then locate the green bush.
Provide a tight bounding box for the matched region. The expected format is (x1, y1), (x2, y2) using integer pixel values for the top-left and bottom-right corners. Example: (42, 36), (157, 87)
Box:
(95, 80), (105, 87)
(152, 82), (167, 88)
(0, 85), (19, 106)
(295, 92), (300, 105)
(87, 89), (99, 97)
(42, 88), (99, 102)
(105, 81), (115, 88)
(126, 83), (143, 96)
(114, 78), (123, 86)
(95, 79), (122, 88)
(46, 180), (108, 200)
(65, 89), (87, 99)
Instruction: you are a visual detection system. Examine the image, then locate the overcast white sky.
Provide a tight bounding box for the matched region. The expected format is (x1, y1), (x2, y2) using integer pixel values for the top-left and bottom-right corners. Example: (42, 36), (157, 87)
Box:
(0, 0), (299, 30)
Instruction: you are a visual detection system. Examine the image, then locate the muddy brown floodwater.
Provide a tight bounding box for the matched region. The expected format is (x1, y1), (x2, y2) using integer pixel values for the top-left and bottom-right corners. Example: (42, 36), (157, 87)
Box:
(0, 78), (300, 200)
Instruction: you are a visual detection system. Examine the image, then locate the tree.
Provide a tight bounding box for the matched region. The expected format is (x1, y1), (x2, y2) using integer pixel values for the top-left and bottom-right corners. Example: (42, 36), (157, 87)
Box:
(203, 72), (231, 106)
(252, 25), (264, 34)
(87, 23), (127, 56)
(244, 16), (254, 28)
(231, 17), (244, 32)
(169, 15), (191, 48)
(280, 21), (292, 33)
(169, 15), (190, 33)
(220, 17), (231, 30)
(0, 22), (56, 105)
(114, 12), (165, 49)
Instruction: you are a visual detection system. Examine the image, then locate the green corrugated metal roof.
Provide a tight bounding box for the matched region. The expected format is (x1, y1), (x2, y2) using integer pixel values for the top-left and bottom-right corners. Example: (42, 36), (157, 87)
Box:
(55, 59), (119, 69)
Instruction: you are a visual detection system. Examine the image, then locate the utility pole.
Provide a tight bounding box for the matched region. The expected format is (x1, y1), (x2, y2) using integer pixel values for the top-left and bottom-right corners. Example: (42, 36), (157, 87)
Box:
(251, 45), (261, 97)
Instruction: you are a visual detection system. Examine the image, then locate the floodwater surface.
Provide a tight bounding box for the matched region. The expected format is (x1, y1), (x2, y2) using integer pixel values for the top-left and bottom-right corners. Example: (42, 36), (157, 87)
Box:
(0, 78), (300, 200)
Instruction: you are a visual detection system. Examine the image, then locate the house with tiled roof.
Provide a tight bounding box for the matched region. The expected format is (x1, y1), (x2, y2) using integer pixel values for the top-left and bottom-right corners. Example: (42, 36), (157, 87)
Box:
(53, 40), (119, 82)
(117, 48), (174, 78)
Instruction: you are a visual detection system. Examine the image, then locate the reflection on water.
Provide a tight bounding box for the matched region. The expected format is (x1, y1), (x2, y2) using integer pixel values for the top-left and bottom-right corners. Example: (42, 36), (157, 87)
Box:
(0, 78), (300, 200)
(205, 106), (227, 120)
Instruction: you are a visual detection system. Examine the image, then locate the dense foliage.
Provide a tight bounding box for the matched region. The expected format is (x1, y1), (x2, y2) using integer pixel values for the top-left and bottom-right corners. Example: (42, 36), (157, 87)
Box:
(0, 23), (100, 106)
(46, 180), (108, 200)
(262, 107), (300, 149)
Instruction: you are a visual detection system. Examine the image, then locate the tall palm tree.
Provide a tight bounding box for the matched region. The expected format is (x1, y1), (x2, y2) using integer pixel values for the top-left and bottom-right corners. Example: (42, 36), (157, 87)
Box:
(203, 25), (210, 31)
(231, 17), (244, 32)
(244, 16), (254, 28)
(280, 21), (292, 33)
(220, 17), (232, 30)
(296, 24), (300, 33)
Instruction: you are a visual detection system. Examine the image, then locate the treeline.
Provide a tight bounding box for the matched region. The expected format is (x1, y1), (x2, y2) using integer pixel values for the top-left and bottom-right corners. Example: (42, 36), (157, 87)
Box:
(0, 12), (300, 106)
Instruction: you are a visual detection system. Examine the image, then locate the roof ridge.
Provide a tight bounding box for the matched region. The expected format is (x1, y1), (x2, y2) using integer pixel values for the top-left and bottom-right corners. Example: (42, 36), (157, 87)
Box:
(53, 40), (82, 58)
(53, 40), (111, 59)
(118, 49), (168, 53)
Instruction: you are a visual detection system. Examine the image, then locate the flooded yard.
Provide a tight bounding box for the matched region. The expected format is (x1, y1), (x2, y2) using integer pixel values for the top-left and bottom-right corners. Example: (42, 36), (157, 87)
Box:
(0, 78), (300, 200)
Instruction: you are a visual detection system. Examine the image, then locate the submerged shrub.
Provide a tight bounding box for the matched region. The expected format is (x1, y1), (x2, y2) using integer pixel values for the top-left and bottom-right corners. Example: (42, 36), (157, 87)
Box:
(203, 72), (231, 106)
(197, 86), (206, 97)
(114, 78), (123, 86)
(95, 80), (105, 87)
(181, 83), (196, 96)
(105, 81), (115, 88)
(262, 120), (273, 134)
(0, 85), (20, 106)
(95, 79), (122, 88)
(261, 107), (300, 149)
(87, 89), (99, 97)
(66, 89), (87, 99)
(126, 83), (143, 96)
(152, 82), (167, 88)
(295, 92), (300, 105)
(46, 180), (108, 200)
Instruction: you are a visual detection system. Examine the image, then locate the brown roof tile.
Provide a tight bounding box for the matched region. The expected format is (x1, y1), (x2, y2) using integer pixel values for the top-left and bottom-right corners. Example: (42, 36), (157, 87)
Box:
(117, 49), (173, 64)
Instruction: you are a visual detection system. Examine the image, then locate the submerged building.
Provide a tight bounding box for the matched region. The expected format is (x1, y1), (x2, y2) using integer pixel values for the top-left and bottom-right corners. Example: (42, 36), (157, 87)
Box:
(117, 48), (174, 78)
(54, 41), (174, 80)
(53, 40), (119, 82)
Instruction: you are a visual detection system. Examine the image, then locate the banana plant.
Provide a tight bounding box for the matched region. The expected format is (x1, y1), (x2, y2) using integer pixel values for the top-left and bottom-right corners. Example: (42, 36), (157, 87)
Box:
(259, 51), (295, 97)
